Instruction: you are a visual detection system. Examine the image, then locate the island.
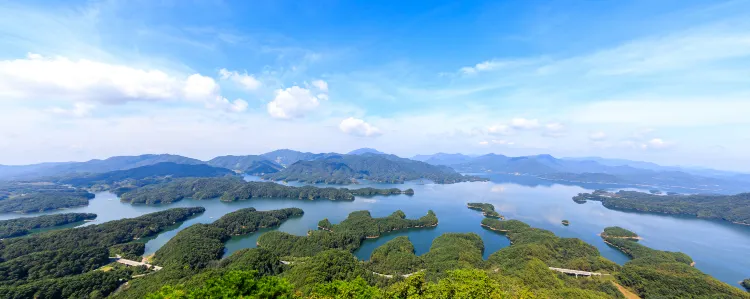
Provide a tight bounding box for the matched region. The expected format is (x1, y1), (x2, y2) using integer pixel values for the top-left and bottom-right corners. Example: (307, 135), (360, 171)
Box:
(0, 213), (97, 238)
(600, 226), (641, 240)
(466, 202), (504, 218)
(742, 279), (750, 291)
(561, 219), (569, 226)
(573, 190), (750, 225)
(258, 210), (438, 257)
(261, 153), (487, 184)
(118, 177), (413, 204)
(0, 188), (94, 213)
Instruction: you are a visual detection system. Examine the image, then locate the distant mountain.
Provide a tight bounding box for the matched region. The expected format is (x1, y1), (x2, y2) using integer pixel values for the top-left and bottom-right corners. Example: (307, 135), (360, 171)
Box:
(260, 149), (334, 166)
(207, 155), (283, 174)
(347, 148), (386, 155)
(412, 153), (474, 166)
(0, 154), (203, 180)
(263, 153), (484, 184)
(58, 162), (234, 187)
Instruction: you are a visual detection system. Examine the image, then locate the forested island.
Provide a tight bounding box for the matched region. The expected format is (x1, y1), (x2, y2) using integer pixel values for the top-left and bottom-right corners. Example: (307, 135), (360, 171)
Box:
(573, 190), (750, 225)
(601, 226), (640, 240)
(118, 177), (412, 204)
(0, 213), (96, 238)
(742, 278), (750, 291)
(0, 188), (94, 213)
(262, 153), (486, 184)
(259, 210), (438, 257)
(466, 202), (503, 218)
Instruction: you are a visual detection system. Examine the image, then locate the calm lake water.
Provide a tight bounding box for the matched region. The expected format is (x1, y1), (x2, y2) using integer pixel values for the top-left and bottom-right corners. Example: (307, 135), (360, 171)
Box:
(1, 174), (748, 288)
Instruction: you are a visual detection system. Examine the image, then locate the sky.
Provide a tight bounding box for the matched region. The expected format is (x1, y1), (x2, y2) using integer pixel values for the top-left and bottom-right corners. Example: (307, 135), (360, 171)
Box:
(1, 0), (750, 171)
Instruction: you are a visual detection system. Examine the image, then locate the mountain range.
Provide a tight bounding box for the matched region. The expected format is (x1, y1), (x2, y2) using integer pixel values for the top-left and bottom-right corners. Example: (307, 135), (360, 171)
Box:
(1, 148), (748, 192)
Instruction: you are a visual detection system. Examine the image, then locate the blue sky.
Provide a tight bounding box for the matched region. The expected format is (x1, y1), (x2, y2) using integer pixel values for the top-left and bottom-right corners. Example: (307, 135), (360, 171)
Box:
(1, 0), (750, 171)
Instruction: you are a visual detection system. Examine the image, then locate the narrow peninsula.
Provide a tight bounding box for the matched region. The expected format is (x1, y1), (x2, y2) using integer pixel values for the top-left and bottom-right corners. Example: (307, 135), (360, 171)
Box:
(467, 202), (504, 219)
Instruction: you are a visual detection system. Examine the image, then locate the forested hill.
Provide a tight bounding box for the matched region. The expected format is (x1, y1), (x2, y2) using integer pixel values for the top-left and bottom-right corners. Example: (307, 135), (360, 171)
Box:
(207, 155), (283, 174)
(57, 162), (234, 187)
(0, 154), (202, 180)
(260, 149), (335, 166)
(119, 177), (412, 204)
(263, 153), (485, 184)
(574, 190), (750, 225)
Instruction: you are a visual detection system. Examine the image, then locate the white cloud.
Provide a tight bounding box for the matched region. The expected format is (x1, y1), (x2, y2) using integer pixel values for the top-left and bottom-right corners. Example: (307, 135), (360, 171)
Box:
(589, 132), (607, 141)
(184, 74), (219, 100)
(206, 97), (248, 113)
(641, 138), (672, 150)
(49, 102), (95, 117)
(478, 140), (489, 145)
(267, 86), (322, 119)
(543, 122), (565, 137)
(311, 80), (328, 92)
(339, 117), (382, 137)
(510, 118), (540, 130)
(0, 53), (185, 103)
(487, 124), (512, 135)
(459, 58), (542, 75)
(491, 139), (514, 145)
(218, 68), (261, 90)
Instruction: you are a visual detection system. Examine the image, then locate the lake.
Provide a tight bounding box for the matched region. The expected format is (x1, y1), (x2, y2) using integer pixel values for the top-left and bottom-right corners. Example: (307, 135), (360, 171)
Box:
(1, 173), (748, 288)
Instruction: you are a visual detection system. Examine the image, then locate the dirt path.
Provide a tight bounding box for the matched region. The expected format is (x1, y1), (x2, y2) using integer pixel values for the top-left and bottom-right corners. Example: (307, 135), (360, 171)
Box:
(613, 282), (640, 299)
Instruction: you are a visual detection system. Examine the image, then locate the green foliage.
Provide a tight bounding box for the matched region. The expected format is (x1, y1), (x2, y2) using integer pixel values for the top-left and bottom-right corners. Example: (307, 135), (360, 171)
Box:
(367, 236), (423, 276)
(283, 249), (373, 294)
(0, 190), (94, 213)
(146, 270), (292, 299)
(601, 226), (639, 239)
(421, 233), (485, 279)
(155, 208), (302, 270)
(574, 190), (750, 225)
(212, 207), (303, 236)
(310, 277), (382, 299)
(120, 177), (409, 204)
(262, 154), (484, 184)
(742, 278), (750, 291)
(258, 210), (437, 257)
(0, 268), (132, 299)
(384, 269), (533, 299)
(466, 203), (502, 218)
(219, 248), (285, 276)
(486, 219), (619, 274)
(603, 229), (749, 298)
(0, 208), (203, 297)
(0, 212), (96, 238)
(109, 242), (146, 261)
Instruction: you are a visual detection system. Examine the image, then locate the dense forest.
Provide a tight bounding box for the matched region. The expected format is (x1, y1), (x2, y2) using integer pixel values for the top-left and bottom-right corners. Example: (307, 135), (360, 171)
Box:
(0, 213), (96, 238)
(0, 208), (204, 297)
(602, 229), (747, 298)
(467, 202), (503, 218)
(0, 190), (95, 213)
(258, 210), (438, 257)
(155, 207), (302, 270)
(0, 204), (742, 298)
(262, 154), (486, 184)
(119, 177), (410, 204)
(573, 190), (750, 225)
(601, 226), (639, 239)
